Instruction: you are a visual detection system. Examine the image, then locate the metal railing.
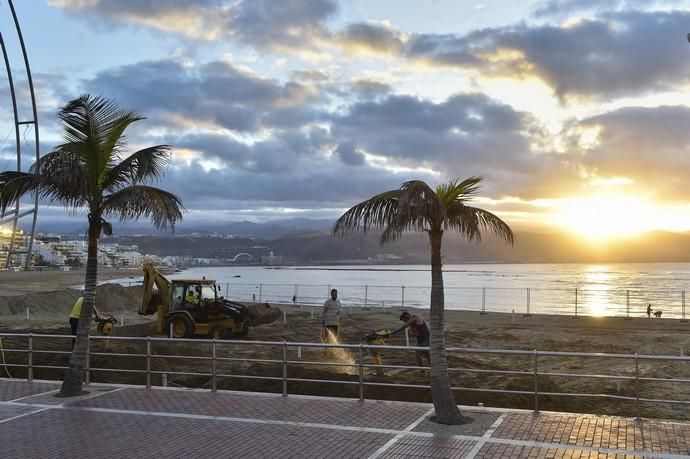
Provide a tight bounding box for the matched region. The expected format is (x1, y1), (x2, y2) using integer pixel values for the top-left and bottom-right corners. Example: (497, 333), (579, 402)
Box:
(118, 280), (690, 320)
(2, 333), (690, 417)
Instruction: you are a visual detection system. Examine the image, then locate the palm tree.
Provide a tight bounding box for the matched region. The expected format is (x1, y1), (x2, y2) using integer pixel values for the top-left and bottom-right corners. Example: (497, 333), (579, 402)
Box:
(334, 178), (513, 424)
(0, 95), (183, 396)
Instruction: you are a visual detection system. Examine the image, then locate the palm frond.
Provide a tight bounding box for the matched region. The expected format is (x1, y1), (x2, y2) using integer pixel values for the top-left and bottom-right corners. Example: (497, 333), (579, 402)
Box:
(446, 204), (514, 245)
(333, 180), (446, 245)
(0, 171), (35, 214)
(102, 185), (183, 231)
(103, 145), (172, 191)
(435, 176), (482, 208)
(333, 189), (400, 238)
(59, 95), (143, 187)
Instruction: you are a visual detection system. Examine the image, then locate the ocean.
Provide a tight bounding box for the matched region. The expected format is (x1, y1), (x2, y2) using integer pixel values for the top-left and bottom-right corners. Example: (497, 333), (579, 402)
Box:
(115, 263), (690, 319)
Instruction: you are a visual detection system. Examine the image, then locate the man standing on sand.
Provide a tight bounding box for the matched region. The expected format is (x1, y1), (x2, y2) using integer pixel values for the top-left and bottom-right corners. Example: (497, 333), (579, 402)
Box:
(647, 304), (653, 318)
(322, 288), (341, 339)
(392, 311), (431, 367)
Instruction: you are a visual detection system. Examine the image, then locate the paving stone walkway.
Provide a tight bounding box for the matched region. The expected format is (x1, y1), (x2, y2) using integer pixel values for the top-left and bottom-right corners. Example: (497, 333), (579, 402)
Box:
(1, 379), (689, 458)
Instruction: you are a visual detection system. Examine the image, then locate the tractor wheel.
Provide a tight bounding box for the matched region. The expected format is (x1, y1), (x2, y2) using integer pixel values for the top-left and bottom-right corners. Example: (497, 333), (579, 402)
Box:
(167, 315), (194, 338)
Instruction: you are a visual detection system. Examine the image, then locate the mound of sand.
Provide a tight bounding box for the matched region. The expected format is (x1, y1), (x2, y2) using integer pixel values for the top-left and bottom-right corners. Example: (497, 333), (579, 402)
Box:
(0, 284), (143, 316)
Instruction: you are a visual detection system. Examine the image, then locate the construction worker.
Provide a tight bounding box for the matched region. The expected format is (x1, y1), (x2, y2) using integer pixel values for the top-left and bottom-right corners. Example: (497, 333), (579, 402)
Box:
(69, 296), (83, 347)
(321, 288), (341, 341)
(69, 296), (99, 347)
(392, 311), (431, 367)
(185, 286), (199, 306)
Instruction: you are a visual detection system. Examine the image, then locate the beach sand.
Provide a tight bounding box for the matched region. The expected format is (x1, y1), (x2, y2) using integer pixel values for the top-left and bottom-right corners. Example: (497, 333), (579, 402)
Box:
(1, 276), (689, 420)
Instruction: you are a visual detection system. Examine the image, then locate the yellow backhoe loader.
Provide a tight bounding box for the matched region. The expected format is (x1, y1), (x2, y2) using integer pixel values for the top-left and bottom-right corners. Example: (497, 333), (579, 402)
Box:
(137, 263), (280, 339)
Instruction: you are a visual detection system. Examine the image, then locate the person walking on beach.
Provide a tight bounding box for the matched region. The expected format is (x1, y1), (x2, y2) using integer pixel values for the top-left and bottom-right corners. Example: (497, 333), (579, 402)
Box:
(647, 304), (653, 318)
(322, 288), (341, 340)
(392, 311), (431, 367)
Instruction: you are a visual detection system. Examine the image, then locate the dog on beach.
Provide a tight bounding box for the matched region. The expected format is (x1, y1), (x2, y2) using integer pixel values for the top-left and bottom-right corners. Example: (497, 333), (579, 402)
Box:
(654, 310), (663, 318)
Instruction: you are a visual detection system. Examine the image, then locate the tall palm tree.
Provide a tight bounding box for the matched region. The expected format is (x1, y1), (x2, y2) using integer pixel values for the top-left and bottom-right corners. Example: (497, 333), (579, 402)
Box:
(0, 95), (183, 396)
(334, 178), (513, 424)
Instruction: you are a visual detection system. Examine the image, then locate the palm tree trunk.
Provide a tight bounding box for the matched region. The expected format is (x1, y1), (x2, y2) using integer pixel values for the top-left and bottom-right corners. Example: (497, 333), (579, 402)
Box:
(428, 229), (463, 424)
(59, 217), (100, 396)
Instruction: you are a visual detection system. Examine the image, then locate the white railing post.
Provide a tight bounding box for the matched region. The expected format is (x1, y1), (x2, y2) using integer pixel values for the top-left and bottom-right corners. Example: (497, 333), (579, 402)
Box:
(225, 282), (229, 298)
(27, 333), (33, 382)
(85, 336), (90, 385)
(533, 349), (539, 413)
(146, 337), (151, 389)
(524, 288), (532, 317)
(481, 287), (487, 315)
(358, 344), (364, 401)
(364, 285), (368, 308)
(635, 353), (640, 419)
(625, 290), (631, 320)
(404, 328), (410, 346)
(211, 339), (217, 393)
(401, 286), (405, 308)
(259, 283), (263, 303)
(282, 340), (288, 396)
(574, 288), (579, 319)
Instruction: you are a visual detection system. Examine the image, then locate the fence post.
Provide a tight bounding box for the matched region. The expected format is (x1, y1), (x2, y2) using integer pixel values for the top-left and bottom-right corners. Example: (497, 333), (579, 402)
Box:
(481, 287), (487, 315)
(405, 328), (410, 346)
(358, 344), (364, 401)
(634, 352), (640, 419)
(211, 339), (217, 392)
(682, 290), (687, 323)
(524, 288), (532, 317)
(283, 310), (287, 325)
(282, 340), (288, 396)
(27, 334), (33, 382)
(259, 283), (263, 303)
(625, 290), (631, 320)
(25, 307), (29, 321)
(364, 285), (368, 308)
(146, 337), (151, 389)
(401, 286), (405, 309)
(533, 349), (539, 413)
(225, 282), (229, 298)
(295, 284), (299, 309)
(574, 288), (578, 318)
(85, 337), (90, 385)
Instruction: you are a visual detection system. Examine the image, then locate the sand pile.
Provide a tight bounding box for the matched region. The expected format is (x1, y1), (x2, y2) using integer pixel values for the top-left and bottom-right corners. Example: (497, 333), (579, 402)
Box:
(0, 284), (143, 316)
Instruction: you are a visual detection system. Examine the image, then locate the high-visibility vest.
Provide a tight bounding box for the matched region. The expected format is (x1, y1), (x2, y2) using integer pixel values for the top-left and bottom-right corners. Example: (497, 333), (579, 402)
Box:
(70, 297), (83, 319)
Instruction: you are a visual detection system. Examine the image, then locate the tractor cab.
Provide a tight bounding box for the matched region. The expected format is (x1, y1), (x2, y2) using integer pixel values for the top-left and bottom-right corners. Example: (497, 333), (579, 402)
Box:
(166, 278), (248, 338)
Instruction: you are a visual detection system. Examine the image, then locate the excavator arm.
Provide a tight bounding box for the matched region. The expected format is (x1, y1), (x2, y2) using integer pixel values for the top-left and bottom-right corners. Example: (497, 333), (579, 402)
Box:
(139, 263), (171, 316)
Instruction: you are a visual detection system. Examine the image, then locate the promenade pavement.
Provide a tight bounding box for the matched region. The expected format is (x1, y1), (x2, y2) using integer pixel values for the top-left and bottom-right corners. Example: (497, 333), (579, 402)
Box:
(1, 379), (690, 458)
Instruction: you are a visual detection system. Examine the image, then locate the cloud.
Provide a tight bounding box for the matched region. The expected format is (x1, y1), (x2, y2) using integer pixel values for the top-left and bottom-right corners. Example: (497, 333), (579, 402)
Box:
(83, 59), (320, 133)
(405, 10), (690, 100)
(337, 22), (405, 55)
(572, 105), (690, 199)
(50, 0), (337, 53)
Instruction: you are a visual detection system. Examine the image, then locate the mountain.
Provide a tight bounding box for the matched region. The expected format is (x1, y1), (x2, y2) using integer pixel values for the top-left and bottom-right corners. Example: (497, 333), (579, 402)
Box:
(107, 227), (690, 264)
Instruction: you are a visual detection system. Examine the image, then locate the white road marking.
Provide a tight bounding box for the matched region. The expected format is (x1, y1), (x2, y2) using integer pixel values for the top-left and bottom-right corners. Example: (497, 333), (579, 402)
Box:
(368, 406), (435, 459)
(0, 407), (50, 424)
(465, 413), (507, 459)
(7, 388), (59, 402)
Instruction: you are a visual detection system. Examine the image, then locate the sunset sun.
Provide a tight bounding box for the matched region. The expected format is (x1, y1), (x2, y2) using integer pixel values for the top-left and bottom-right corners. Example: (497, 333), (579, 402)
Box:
(554, 195), (656, 241)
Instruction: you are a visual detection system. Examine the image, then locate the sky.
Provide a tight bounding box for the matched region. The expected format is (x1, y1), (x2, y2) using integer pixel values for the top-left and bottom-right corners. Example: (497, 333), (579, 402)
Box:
(2, 0), (690, 240)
